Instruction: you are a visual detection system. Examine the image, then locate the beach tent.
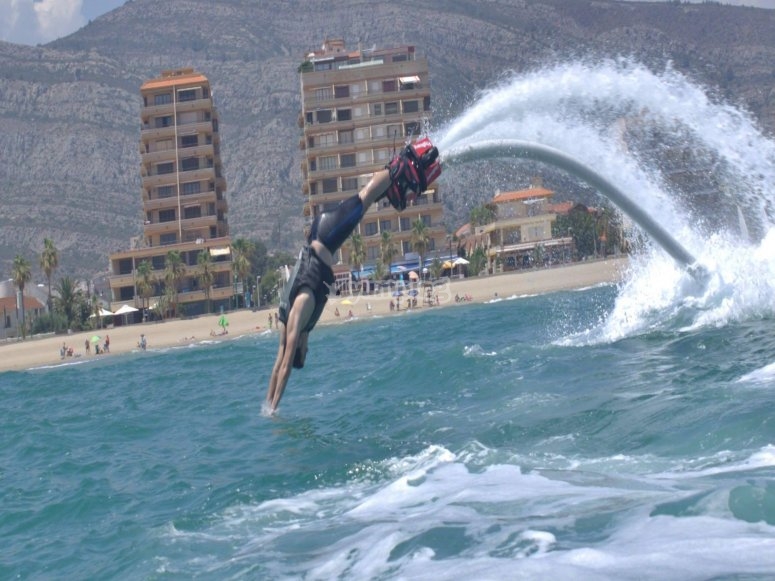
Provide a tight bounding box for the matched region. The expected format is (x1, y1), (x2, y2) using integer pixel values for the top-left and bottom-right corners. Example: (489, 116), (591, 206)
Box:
(89, 307), (114, 319)
(114, 304), (139, 325)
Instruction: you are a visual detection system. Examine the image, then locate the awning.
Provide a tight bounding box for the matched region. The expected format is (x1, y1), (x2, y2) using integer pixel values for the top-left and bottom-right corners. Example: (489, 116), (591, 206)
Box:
(399, 75), (420, 84)
(209, 247), (231, 257)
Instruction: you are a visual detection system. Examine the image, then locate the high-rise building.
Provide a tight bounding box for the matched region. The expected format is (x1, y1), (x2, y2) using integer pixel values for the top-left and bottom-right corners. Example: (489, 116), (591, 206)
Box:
(298, 39), (446, 282)
(108, 68), (234, 317)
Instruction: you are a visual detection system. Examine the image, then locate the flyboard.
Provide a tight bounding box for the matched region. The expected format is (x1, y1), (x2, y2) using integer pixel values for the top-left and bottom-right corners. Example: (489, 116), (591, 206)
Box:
(441, 139), (708, 282)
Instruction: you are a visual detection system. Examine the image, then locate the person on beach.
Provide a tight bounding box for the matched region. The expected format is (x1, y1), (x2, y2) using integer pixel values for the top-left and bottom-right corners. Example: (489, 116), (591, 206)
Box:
(264, 137), (441, 412)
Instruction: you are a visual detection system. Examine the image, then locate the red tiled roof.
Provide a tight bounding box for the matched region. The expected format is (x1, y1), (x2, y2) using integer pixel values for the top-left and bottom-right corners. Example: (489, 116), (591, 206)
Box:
(548, 201), (575, 215)
(0, 295), (45, 311)
(493, 187), (554, 203)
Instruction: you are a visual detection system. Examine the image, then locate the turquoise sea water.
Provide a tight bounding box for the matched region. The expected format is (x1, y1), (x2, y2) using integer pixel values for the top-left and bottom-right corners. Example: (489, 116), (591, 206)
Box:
(3, 282), (775, 580)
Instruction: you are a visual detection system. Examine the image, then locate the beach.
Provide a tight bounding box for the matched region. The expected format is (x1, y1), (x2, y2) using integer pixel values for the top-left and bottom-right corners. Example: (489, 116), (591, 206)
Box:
(0, 257), (628, 373)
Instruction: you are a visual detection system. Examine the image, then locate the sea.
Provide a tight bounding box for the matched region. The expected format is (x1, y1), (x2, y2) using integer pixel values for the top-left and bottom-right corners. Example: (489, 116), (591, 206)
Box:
(5, 59), (775, 579)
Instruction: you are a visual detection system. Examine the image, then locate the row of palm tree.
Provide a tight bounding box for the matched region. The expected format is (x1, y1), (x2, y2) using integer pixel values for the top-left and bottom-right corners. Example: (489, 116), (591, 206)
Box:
(346, 216), (432, 285)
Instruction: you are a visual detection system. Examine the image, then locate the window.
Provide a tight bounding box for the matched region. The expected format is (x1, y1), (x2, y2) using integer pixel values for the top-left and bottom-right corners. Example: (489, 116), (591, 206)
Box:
(342, 177), (358, 191)
(159, 209), (176, 222)
(421, 215), (431, 226)
(315, 87), (333, 101)
(156, 162), (174, 175)
(371, 103), (382, 116)
(334, 85), (349, 98)
(404, 121), (421, 136)
(180, 157), (199, 171)
(160, 233), (178, 246)
(318, 132), (336, 146)
(367, 246), (380, 261)
(402, 240), (412, 254)
(155, 115), (173, 128)
(152, 255), (166, 270)
(157, 185), (175, 198)
(380, 219), (392, 232)
(314, 61), (332, 72)
(423, 96), (431, 111)
(368, 80), (382, 93)
(180, 134), (198, 148)
(386, 124), (402, 140)
(318, 155), (337, 170)
(182, 181), (201, 195)
(385, 102), (399, 115)
(183, 206), (202, 219)
(154, 93), (172, 105)
(322, 201), (340, 212)
(400, 217), (411, 230)
(309, 182), (317, 196)
(402, 100), (419, 113)
(336, 108), (352, 121)
(340, 153), (356, 168)
(178, 89), (197, 102)
(392, 54), (408, 62)
(322, 178), (338, 194)
(316, 110), (333, 123)
(364, 222), (378, 236)
(153, 138), (173, 152)
(382, 79), (397, 92)
(306, 112), (313, 124)
(338, 130), (354, 144)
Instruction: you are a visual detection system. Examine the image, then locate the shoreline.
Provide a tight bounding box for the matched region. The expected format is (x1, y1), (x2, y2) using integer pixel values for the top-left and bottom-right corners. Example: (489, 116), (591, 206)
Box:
(0, 257), (629, 373)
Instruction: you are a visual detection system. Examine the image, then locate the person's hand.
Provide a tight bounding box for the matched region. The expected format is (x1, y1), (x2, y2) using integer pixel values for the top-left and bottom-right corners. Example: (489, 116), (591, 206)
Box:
(384, 137), (441, 211)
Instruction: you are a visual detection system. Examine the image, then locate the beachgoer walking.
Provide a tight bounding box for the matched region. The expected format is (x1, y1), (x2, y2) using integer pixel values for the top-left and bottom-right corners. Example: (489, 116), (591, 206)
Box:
(85, 338), (90, 354)
(268, 313), (273, 330)
(265, 137), (441, 412)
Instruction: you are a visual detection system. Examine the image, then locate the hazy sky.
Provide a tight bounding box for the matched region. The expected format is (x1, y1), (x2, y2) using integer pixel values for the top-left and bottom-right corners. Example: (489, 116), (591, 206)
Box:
(0, 0), (127, 46)
(0, 0), (772, 47)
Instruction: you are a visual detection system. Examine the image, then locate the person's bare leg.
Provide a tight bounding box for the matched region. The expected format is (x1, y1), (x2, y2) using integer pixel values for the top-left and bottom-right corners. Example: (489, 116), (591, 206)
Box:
(265, 322), (288, 408)
(266, 289), (316, 411)
(358, 169), (391, 208)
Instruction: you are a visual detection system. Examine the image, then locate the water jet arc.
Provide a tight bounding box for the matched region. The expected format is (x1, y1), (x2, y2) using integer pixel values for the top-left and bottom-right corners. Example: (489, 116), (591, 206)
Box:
(442, 139), (698, 270)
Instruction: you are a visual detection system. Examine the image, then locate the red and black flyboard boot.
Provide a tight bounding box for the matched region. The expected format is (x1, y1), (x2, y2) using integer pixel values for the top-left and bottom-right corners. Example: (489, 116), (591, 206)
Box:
(382, 136), (442, 211)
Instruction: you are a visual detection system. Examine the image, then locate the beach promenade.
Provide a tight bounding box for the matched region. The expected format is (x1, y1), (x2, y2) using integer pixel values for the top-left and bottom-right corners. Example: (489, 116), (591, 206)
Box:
(0, 257), (629, 372)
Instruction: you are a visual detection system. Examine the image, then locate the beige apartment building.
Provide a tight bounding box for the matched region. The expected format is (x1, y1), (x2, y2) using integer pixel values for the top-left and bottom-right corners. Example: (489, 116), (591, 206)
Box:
(480, 182), (573, 272)
(299, 39), (446, 281)
(108, 68), (234, 318)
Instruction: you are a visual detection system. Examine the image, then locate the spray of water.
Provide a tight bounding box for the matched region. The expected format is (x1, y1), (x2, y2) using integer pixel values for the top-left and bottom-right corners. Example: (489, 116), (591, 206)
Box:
(433, 59), (775, 340)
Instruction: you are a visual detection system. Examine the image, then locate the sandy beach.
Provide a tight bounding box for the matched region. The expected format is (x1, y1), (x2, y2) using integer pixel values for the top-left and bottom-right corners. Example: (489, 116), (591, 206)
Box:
(0, 257), (629, 373)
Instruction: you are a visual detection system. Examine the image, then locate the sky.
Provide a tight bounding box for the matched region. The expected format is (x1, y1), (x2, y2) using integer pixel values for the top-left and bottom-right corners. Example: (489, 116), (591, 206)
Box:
(0, 0), (127, 46)
(0, 0), (772, 47)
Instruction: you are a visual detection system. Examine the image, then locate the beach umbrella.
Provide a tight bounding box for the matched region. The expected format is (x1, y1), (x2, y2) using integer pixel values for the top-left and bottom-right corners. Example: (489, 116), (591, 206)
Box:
(392, 290), (403, 297)
(90, 335), (101, 344)
(408, 270), (419, 280)
(341, 299), (354, 305)
(408, 289), (419, 297)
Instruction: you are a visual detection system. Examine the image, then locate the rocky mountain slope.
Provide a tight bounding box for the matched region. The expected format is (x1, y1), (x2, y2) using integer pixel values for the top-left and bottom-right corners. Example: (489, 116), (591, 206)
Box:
(1, 0), (773, 279)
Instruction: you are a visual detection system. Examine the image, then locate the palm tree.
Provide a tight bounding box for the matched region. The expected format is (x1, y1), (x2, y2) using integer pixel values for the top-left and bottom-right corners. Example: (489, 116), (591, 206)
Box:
(380, 230), (397, 269)
(231, 238), (255, 308)
(135, 259), (154, 315)
(411, 217), (430, 279)
(39, 238), (58, 311)
(197, 249), (215, 314)
(164, 250), (185, 317)
(11, 255), (32, 338)
(349, 232), (365, 272)
(54, 276), (80, 329)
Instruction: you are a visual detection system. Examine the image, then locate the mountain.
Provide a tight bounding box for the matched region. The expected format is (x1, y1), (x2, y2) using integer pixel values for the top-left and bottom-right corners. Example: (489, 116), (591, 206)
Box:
(1, 0), (773, 280)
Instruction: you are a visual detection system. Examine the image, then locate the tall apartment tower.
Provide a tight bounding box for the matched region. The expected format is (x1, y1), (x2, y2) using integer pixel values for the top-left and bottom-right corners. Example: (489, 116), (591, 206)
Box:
(108, 68), (234, 317)
(299, 39), (446, 277)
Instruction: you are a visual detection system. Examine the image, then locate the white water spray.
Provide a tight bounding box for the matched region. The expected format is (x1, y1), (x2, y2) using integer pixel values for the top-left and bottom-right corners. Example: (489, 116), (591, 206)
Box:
(435, 60), (775, 338)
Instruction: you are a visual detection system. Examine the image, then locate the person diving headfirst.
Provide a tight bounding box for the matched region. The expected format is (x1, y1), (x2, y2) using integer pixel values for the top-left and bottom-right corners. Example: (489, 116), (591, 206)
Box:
(264, 137), (441, 412)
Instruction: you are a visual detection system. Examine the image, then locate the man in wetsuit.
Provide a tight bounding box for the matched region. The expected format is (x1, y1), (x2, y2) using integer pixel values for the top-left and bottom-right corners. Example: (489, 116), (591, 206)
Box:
(264, 137), (441, 412)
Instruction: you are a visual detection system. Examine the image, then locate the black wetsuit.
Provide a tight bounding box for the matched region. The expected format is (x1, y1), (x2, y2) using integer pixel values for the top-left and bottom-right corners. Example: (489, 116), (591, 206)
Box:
(279, 195), (365, 338)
